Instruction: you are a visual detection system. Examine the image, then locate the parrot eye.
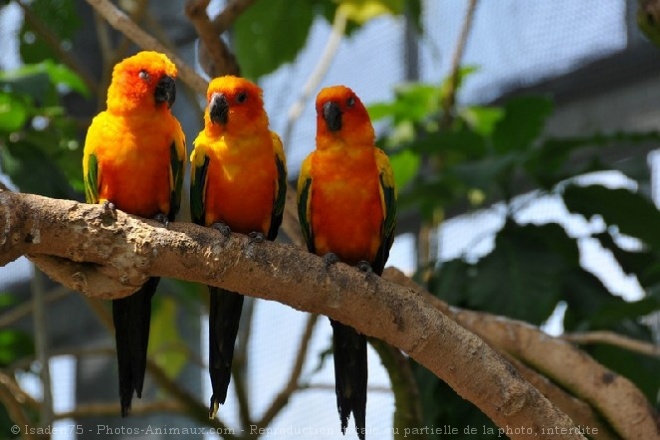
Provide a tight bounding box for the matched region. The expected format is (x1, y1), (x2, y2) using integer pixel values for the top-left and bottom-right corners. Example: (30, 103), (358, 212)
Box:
(139, 70), (150, 81)
(236, 91), (248, 104)
(346, 96), (355, 107)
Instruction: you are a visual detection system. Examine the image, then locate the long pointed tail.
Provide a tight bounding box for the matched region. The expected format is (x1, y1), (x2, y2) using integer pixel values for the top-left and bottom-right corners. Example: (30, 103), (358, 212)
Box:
(208, 286), (244, 418)
(112, 276), (159, 417)
(331, 319), (367, 440)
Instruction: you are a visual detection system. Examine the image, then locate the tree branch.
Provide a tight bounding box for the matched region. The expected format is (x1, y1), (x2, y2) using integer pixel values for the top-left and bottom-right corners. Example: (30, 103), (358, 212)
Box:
(185, 0), (240, 78)
(562, 330), (660, 357)
(383, 268), (660, 440)
(0, 191), (592, 439)
(85, 0), (207, 95)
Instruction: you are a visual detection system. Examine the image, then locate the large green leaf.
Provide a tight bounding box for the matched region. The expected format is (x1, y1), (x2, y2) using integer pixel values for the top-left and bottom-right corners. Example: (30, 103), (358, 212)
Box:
(148, 296), (188, 380)
(369, 83), (442, 125)
(388, 149), (420, 190)
(563, 184), (660, 249)
(593, 231), (660, 289)
(561, 267), (618, 332)
(1, 140), (74, 198)
(234, 0), (314, 80)
(19, 0), (81, 64)
(492, 96), (553, 153)
(0, 329), (34, 367)
(466, 221), (572, 324)
(527, 131), (660, 188)
(0, 94), (29, 132)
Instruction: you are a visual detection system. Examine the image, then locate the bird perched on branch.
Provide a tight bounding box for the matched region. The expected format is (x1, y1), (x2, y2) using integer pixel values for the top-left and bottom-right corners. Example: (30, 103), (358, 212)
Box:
(82, 51), (186, 417)
(190, 75), (287, 419)
(297, 85), (397, 439)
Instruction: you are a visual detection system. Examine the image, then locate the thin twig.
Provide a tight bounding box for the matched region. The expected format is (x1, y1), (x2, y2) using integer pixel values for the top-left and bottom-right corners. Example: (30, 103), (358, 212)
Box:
(0, 386), (36, 440)
(562, 331), (660, 357)
(440, 0), (479, 127)
(255, 313), (319, 428)
(282, 8), (347, 149)
(55, 400), (183, 419)
(0, 287), (71, 328)
(0, 371), (41, 410)
(85, 0), (207, 95)
(185, 0), (240, 77)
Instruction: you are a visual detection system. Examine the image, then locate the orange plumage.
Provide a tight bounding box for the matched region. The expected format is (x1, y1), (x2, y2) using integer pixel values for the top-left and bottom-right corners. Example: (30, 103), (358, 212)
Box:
(298, 85), (396, 440)
(190, 75), (286, 418)
(82, 51), (186, 417)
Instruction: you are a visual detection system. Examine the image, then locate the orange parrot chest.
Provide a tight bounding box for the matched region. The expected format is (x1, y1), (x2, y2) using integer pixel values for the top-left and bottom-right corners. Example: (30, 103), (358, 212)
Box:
(92, 112), (175, 218)
(203, 139), (276, 235)
(310, 148), (383, 265)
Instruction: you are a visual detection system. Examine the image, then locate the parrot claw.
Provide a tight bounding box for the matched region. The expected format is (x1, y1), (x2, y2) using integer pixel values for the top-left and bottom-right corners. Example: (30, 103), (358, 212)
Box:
(323, 252), (340, 269)
(153, 213), (169, 228)
(102, 200), (117, 219)
(212, 221), (232, 238)
(357, 260), (373, 273)
(248, 231), (265, 244)
(209, 398), (220, 420)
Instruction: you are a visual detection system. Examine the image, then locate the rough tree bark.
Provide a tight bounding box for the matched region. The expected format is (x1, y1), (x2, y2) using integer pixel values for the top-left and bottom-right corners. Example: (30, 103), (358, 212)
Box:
(2, 190), (659, 439)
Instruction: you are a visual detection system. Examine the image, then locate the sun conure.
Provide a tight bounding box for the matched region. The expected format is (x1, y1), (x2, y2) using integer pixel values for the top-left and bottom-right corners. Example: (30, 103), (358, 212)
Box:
(189, 75), (287, 419)
(82, 51), (186, 417)
(297, 85), (396, 440)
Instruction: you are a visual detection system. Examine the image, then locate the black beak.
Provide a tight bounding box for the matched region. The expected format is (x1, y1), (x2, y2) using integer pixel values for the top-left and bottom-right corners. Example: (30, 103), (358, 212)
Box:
(322, 101), (342, 132)
(209, 93), (229, 125)
(155, 75), (176, 108)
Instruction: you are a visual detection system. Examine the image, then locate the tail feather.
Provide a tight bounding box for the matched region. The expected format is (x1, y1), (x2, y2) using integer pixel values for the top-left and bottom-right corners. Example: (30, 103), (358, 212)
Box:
(112, 276), (159, 417)
(208, 286), (244, 418)
(331, 319), (367, 440)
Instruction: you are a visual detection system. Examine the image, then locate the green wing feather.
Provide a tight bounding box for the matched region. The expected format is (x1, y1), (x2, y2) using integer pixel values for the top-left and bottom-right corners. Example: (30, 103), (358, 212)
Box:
(84, 153), (99, 204)
(373, 149), (397, 276)
(168, 138), (185, 221)
(296, 154), (315, 253)
(268, 132), (288, 241)
(190, 149), (210, 226)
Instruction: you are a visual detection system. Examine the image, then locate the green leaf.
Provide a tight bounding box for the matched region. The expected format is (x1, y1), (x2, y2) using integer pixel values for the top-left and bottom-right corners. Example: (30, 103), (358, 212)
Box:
(561, 267), (617, 332)
(466, 221), (571, 324)
(459, 105), (504, 137)
(0, 61), (89, 99)
(593, 231), (660, 288)
(0, 93), (29, 132)
(369, 82), (442, 124)
(234, 0), (314, 80)
(337, 0), (405, 24)
(589, 297), (660, 328)
(19, 0), (80, 64)
(1, 140), (74, 198)
(492, 96), (553, 153)
(388, 148), (420, 190)
(148, 296), (187, 380)
(428, 259), (473, 307)
(439, 65), (479, 104)
(0, 330), (34, 367)
(563, 184), (660, 248)
(527, 131), (660, 188)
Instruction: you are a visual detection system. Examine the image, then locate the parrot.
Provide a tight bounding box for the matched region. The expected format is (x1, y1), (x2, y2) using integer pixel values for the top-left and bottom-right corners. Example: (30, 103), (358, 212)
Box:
(189, 75), (287, 418)
(297, 85), (396, 440)
(82, 51), (186, 417)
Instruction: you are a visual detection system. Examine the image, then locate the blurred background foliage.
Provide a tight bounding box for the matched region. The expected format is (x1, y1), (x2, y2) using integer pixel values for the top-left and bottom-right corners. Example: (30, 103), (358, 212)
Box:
(1, 0), (660, 439)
